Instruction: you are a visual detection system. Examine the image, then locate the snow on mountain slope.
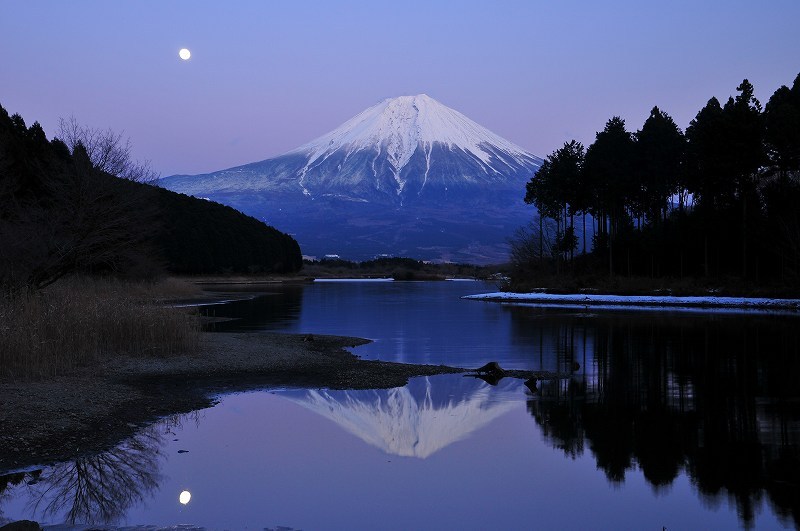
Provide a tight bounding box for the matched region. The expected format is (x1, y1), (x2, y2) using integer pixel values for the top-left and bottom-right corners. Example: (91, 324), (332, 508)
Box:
(277, 376), (523, 458)
(291, 94), (535, 186)
(160, 94), (541, 204)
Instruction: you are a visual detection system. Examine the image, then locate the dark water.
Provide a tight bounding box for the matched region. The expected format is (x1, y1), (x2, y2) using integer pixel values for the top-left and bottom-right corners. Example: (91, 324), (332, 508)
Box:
(201, 279), (589, 369)
(2, 280), (800, 530)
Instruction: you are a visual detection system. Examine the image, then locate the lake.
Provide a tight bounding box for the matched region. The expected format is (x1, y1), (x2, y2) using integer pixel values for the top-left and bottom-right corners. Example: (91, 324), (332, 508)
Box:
(1, 280), (799, 530)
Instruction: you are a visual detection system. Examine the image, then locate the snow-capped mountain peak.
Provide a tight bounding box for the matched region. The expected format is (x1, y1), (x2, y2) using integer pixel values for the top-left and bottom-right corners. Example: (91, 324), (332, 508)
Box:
(290, 94), (534, 179)
(160, 93), (540, 204)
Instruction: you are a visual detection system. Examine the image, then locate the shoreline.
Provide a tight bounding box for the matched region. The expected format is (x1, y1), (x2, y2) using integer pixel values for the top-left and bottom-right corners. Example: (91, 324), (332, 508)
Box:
(463, 291), (800, 311)
(0, 332), (546, 475)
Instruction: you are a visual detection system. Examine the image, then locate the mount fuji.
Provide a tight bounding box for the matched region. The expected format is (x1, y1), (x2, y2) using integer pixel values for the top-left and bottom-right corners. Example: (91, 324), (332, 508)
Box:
(277, 376), (522, 459)
(159, 94), (542, 263)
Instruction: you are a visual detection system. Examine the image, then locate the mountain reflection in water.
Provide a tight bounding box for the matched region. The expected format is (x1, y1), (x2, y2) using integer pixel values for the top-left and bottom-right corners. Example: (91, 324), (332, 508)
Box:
(2, 290), (800, 528)
(278, 376), (524, 458)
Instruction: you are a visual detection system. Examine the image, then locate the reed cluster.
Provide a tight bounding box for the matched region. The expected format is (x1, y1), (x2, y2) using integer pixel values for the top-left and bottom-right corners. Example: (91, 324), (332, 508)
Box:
(0, 277), (200, 379)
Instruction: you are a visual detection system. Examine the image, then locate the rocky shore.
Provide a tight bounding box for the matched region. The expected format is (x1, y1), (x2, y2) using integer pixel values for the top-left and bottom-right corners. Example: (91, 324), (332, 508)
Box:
(0, 332), (475, 474)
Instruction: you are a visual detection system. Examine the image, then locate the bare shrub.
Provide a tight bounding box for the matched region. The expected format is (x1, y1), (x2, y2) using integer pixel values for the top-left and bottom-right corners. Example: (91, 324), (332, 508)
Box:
(508, 220), (556, 272)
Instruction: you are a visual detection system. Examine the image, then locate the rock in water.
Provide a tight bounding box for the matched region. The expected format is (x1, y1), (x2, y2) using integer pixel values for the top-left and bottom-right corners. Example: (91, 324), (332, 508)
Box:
(475, 361), (505, 375)
(0, 521), (42, 531)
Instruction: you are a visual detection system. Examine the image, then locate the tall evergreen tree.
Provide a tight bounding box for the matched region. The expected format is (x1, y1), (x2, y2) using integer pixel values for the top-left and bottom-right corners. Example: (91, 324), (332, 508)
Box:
(525, 140), (585, 265)
(635, 107), (685, 224)
(724, 79), (766, 277)
(685, 97), (733, 210)
(764, 73), (800, 176)
(583, 117), (636, 275)
(763, 74), (800, 280)
(724, 80), (765, 189)
(685, 97), (732, 276)
(525, 159), (559, 264)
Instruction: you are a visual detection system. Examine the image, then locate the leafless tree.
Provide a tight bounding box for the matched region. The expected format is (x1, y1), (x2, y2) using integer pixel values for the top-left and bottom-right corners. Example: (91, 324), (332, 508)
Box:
(0, 146), (158, 292)
(27, 424), (165, 525)
(57, 116), (159, 183)
(508, 219), (556, 271)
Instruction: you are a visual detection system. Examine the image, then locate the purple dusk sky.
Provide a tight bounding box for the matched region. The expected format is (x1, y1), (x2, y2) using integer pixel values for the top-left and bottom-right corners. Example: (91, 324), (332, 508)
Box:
(2, 0), (799, 176)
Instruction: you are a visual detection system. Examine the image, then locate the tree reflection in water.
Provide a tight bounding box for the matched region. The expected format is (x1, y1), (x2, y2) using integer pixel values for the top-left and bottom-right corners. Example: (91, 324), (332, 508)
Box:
(517, 309), (800, 529)
(1, 412), (199, 526)
(30, 428), (162, 524)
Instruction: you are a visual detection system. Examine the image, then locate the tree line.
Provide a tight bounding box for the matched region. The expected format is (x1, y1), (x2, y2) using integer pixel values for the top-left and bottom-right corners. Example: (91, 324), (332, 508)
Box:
(303, 256), (496, 280)
(0, 103), (302, 291)
(520, 73), (800, 286)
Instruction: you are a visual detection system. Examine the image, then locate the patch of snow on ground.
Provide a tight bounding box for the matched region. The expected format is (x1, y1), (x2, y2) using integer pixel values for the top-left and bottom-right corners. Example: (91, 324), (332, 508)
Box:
(314, 278), (394, 283)
(463, 292), (800, 311)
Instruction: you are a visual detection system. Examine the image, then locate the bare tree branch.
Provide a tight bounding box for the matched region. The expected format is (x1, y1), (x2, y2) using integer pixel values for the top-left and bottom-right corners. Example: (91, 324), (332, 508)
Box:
(56, 116), (159, 183)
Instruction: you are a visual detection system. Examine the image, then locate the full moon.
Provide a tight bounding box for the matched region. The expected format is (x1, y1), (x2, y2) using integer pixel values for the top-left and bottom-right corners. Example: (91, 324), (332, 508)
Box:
(179, 48), (191, 60)
(179, 490), (192, 504)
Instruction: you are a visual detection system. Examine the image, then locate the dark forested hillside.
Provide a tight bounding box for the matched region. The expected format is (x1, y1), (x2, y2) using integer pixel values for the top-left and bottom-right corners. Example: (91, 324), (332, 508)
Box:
(154, 189), (301, 274)
(0, 103), (301, 290)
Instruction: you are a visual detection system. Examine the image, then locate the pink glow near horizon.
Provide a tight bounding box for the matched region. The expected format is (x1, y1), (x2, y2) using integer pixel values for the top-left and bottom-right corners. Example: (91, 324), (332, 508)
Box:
(2, 0), (799, 176)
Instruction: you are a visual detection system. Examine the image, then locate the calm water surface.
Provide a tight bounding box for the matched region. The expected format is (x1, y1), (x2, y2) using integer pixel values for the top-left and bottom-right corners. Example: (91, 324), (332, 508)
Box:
(201, 279), (591, 369)
(2, 280), (799, 530)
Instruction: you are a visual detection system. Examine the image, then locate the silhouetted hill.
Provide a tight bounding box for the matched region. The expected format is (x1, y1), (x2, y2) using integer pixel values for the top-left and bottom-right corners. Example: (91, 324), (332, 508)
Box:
(153, 187), (301, 274)
(0, 103), (301, 289)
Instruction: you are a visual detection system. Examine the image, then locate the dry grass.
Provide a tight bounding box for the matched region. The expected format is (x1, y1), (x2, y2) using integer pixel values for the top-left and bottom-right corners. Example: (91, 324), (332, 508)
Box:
(115, 276), (204, 301)
(0, 276), (200, 379)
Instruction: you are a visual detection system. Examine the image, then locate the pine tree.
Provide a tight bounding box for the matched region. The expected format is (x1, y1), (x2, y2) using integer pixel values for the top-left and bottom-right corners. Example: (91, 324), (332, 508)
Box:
(583, 117), (636, 275)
